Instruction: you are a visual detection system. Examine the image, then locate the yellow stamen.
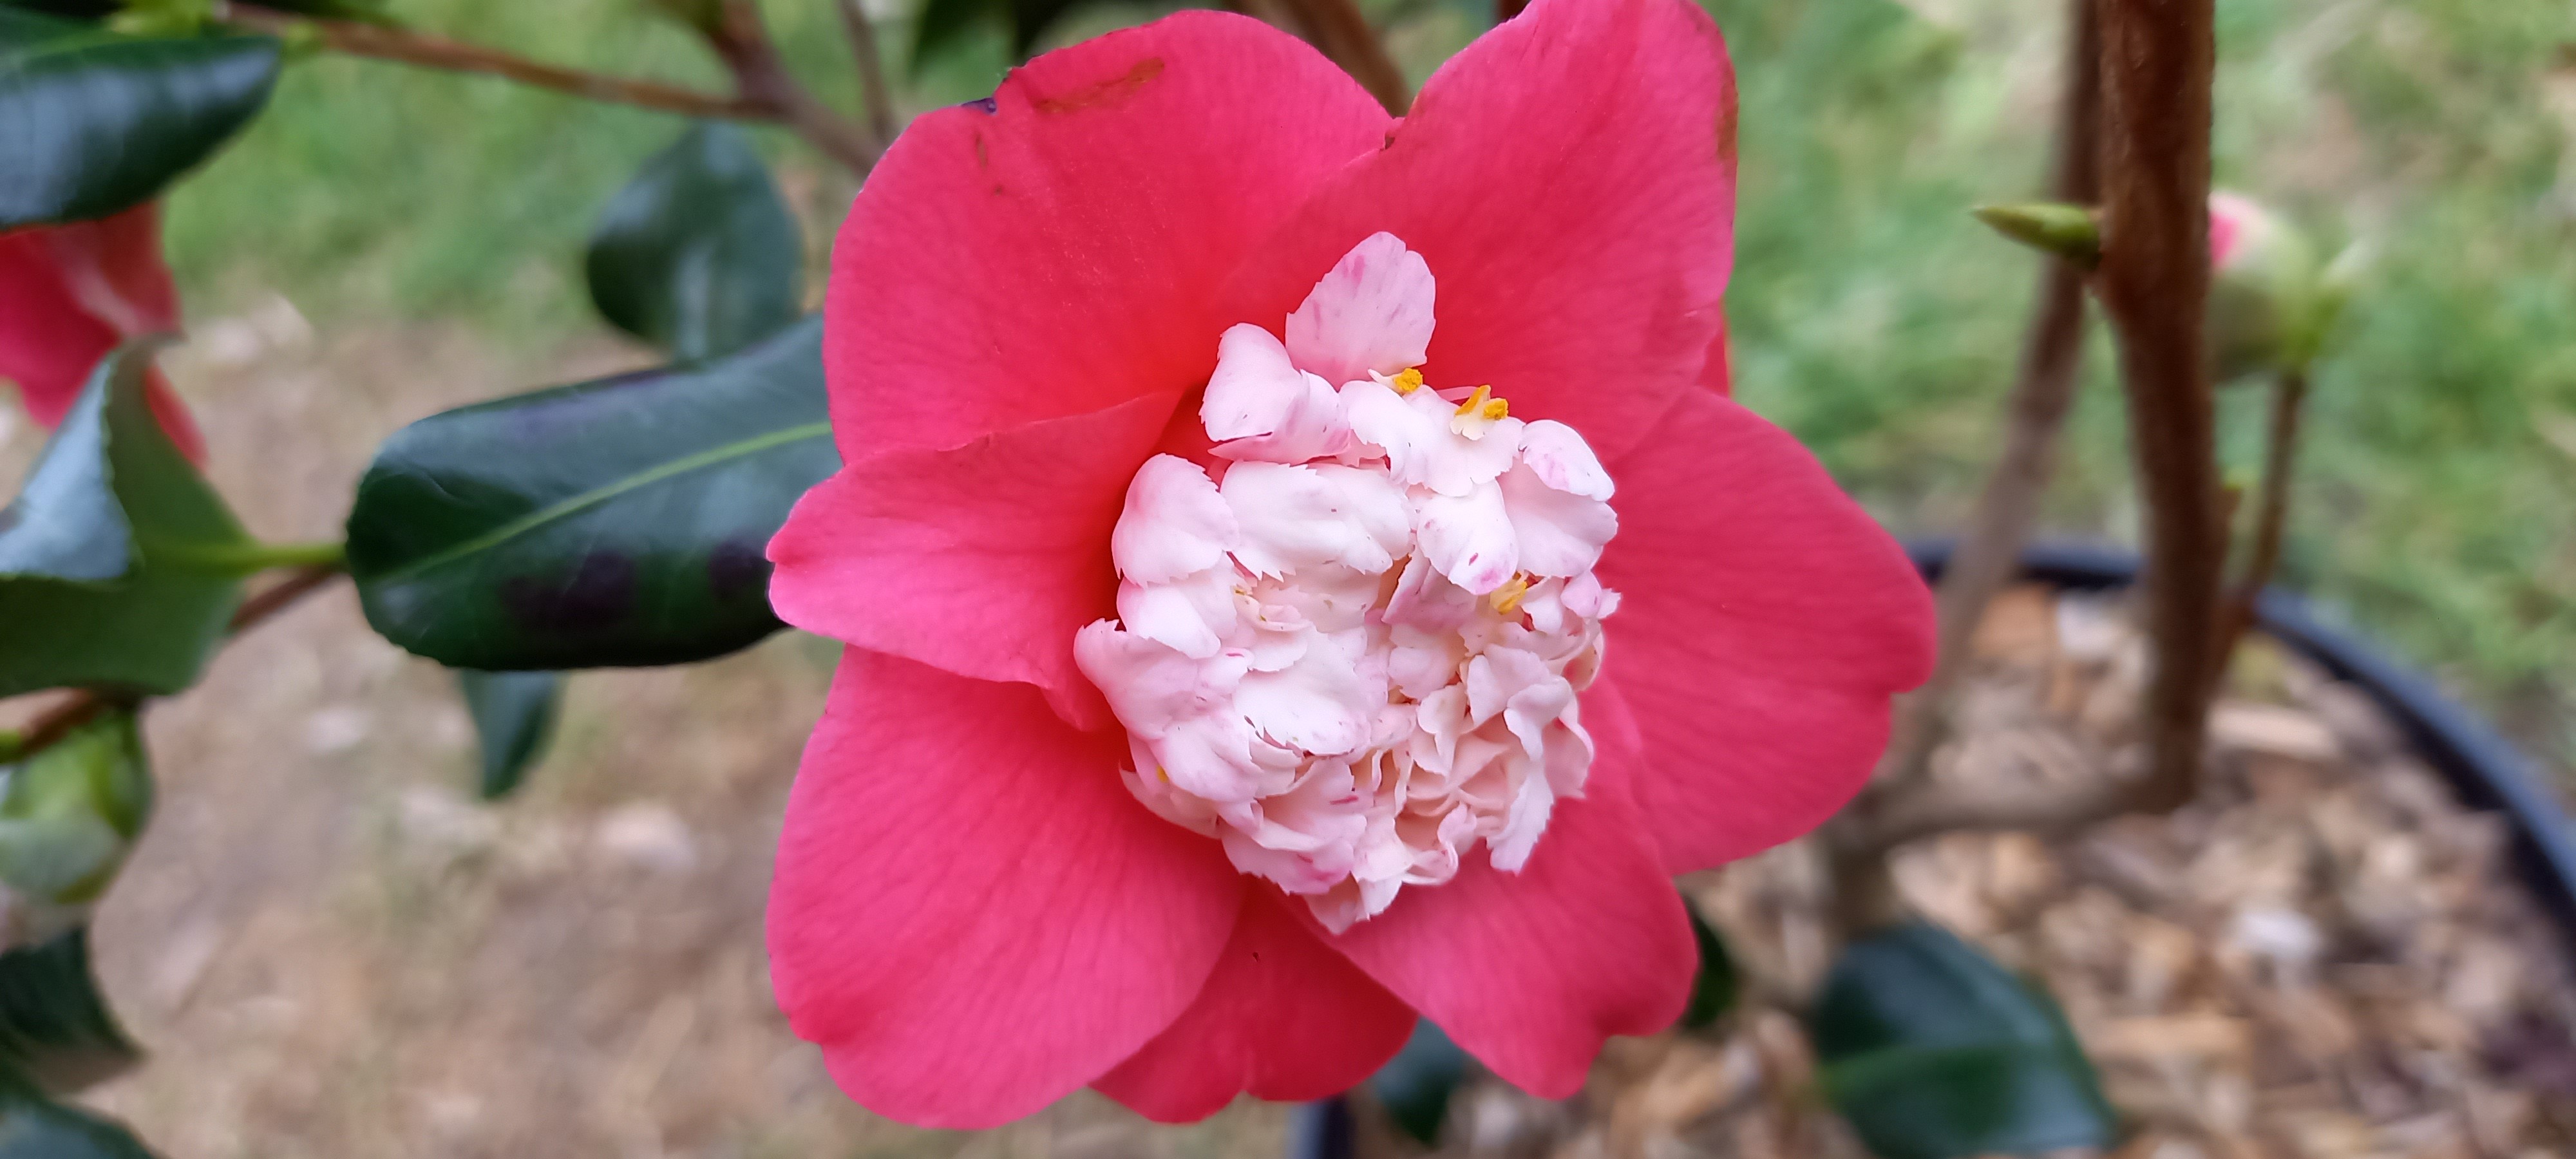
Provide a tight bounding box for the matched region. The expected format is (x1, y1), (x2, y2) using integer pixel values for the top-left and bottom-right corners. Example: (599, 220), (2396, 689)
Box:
(1453, 384), (1508, 420)
(1488, 574), (1531, 616)
(1390, 367), (1426, 395)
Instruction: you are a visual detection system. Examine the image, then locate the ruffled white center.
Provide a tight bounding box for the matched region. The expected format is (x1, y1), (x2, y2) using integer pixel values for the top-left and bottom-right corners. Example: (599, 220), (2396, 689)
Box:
(1075, 234), (1620, 932)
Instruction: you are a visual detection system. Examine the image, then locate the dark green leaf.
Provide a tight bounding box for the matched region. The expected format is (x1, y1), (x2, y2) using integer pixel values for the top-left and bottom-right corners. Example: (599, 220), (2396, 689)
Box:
(345, 317), (837, 670)
(0, 346), (250, 698)
(0, 8), (280, 228)
(457, 669), (562, 800)
(0, 1095), (154, 1159)
(1812, 923), (2118, 1159)
(0, 3), (119, 22)
(1680, 895), (1738, 1030)
(914, 0), (1086, 64)
(0, 930), (138, 1096)
(0, 713), (150, 907)
(586, 122), (802, 361)
(1368, 1019), (1467, 1146)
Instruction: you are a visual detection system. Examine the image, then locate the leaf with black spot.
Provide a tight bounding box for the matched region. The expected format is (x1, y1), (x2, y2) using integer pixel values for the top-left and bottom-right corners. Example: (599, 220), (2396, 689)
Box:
(585, 122), (802, 362)
(1812, 922), (2119, 1159)
(456, 669), (563, 800)
(0, 8), (280, 228)
(0, 346), (251, 698)
(345, 317), (837, 670)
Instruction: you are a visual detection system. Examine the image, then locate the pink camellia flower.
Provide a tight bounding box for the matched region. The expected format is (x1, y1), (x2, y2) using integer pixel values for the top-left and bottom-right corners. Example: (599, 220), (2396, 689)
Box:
(764, 0), (1933, 1129)
(0, 203), (203, 460)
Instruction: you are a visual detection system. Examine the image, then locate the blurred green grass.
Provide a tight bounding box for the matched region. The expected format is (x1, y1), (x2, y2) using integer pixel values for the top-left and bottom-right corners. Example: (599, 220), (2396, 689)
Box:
(160, 0), (2575, 764)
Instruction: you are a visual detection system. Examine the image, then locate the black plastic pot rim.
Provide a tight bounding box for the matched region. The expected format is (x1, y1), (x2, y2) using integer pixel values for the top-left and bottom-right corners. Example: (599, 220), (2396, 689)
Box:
(1291, 538), (2576, 1159)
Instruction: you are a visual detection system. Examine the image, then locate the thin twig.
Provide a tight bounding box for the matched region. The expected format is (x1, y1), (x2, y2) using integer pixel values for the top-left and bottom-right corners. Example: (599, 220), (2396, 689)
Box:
(216, 1), (879, 174)
(710, 0), (880, 172)
(218, 3), (768, 120)
(833, 0), (902, 149)
(1274, 0), (1410, 115)
(7, 565), (347, 762)
(2214, 366), (2308, 667)
(2094, 0), (2223, 814)
(1870, 0), (2101, 793)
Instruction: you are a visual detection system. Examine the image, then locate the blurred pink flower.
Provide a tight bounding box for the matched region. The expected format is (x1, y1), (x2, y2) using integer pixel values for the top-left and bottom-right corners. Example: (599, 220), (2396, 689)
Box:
(764, 0), (1931, 1128)
(0, 203), (203, 460)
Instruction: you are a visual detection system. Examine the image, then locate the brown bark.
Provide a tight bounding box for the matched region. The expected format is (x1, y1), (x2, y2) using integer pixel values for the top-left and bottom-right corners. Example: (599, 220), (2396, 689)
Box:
(2214, 366), (2309, 668)
(2093, 0), (2222, 813)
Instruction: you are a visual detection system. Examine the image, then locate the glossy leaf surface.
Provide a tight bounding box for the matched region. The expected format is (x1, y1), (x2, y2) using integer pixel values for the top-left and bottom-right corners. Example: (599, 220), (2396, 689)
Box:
(0, 930), (137, 1096)
(1812, 923), (2118, 1159)
(346, 317), (835, 670)
(585, 122), (802, 361)
(0, 9), (279, 227)
(0, 1095), (153, 1158)
(0, 346), (249, 697)
(1680, 895), (1738, 1030)
(1367, 1019), (1468, 1146)
(457, 669), (564, 799)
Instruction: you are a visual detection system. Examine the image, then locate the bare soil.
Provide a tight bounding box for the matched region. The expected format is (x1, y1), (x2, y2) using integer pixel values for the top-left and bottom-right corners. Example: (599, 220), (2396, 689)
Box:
(3, 312), (1280, 1158)
(1401, 586), (2576, 1159)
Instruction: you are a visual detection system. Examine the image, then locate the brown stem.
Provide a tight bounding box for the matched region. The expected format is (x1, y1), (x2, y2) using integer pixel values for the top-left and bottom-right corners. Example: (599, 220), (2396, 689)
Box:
(2214, 366), (2308, 666)
(219, 3), (768, 120)
(1275, 0), (1410, 116)
(706, 1), (880, 172)
(6, 565), (346, 762)
(2094, 0), (2222, 814)
(1870, 0), (2101, 793)
(834, 0), (902, 150)
(1495, 0), (1530, 19)
(1842, 777), (2141, 856)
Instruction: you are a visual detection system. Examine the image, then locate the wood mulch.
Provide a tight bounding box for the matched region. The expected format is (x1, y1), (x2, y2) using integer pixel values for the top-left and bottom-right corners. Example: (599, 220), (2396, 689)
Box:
(1387, 584), (2576, 1159)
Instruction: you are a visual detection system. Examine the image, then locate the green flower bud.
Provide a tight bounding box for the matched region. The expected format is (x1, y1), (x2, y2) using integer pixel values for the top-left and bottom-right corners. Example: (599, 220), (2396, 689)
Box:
(2207, 192), (2325, 384)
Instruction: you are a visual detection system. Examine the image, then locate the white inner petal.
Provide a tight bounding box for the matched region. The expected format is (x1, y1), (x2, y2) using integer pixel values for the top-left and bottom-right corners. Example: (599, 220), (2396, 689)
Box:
(1071, 234), (1620, 932)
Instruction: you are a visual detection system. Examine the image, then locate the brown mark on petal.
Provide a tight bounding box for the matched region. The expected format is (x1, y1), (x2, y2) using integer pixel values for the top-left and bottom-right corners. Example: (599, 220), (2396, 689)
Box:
(1032, 57), (1166, 114)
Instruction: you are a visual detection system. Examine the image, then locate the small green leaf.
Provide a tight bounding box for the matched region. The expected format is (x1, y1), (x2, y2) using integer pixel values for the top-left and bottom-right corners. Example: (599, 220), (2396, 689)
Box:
(457, 669), (563, 800)
(0, 8), (280, 227)
(0, 929), (138, 1096)
(0, 1094), (155, 1158)
(1969, 202), (2100, 270)
(586, 122), (801, 361)
(1368, 1019), (1468, 1146)
(1812, 923), (2118, 1159)
(0, 346), (251, 698)
(345, 317), (838, 670)
(1680, 895), (1738, 1030)
(0, 713), (151, 907)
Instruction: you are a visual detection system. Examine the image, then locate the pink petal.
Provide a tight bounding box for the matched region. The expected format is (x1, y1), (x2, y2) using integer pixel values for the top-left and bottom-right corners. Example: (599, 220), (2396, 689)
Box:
(771, 650), (1245, 1129)
(1094, 889), (1415, 1122)
(1285, 231), (1437, 386)
(766, 392), (1182, 731)
(1218, 0), (1737, 460)
(826, 11), (1390, 458)
(0, 207), (202, 461)
(1595, 391), (1934, 872)
(1315, 768), (1694, 1097)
